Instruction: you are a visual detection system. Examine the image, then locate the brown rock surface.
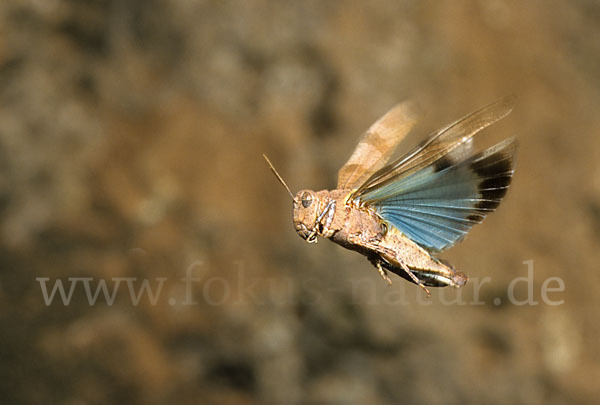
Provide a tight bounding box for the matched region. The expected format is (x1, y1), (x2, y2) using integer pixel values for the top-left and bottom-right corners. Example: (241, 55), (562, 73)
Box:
(1, 1), (599, 403)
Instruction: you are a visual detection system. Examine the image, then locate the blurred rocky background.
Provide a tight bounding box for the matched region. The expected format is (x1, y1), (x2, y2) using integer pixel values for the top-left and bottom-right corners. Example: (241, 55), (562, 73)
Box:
(1, 0), (599, 404)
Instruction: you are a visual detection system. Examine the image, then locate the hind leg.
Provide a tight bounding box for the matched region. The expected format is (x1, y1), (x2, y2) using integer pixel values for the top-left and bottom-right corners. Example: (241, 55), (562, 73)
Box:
(350, 235), (431, 296)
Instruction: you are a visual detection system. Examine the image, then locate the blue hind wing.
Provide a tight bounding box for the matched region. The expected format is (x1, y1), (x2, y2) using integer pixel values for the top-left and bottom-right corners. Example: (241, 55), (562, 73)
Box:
(360, 138), (517, 252)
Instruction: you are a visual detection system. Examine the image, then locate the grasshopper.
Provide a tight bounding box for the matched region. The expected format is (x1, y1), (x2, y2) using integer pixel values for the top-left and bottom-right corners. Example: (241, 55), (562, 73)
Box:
(265, 97), (517, 296)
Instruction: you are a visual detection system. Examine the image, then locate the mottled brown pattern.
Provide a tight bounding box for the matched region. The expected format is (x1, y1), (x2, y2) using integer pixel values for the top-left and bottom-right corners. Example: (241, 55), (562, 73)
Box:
(4, 1), (600, 403)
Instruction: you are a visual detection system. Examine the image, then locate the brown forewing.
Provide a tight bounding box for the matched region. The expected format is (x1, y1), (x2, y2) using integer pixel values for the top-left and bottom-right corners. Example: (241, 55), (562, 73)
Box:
(337, 101), (417, 190)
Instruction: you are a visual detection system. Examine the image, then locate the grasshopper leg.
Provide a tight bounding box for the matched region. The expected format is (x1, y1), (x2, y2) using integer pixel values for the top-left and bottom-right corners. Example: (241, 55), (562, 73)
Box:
(374, 259), (392, 285)
(351, 234), (431, 296)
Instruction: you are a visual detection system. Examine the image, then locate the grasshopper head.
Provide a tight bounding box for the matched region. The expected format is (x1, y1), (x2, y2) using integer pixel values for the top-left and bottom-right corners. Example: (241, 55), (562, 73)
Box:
(293, 190), (322, 243)
(261, 155), (325, 243)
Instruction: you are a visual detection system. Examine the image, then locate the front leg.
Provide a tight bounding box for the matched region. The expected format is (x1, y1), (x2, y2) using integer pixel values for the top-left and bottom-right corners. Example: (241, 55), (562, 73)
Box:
(349, 233), (431, 297)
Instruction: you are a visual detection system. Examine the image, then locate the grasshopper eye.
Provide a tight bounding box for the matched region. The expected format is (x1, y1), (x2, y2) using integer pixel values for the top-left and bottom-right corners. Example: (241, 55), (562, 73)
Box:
(301, 192), (313, 208)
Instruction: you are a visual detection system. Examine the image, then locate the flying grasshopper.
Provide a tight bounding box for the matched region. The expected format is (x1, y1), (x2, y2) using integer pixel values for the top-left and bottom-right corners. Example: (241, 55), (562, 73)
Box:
(264, 97), (517, 296)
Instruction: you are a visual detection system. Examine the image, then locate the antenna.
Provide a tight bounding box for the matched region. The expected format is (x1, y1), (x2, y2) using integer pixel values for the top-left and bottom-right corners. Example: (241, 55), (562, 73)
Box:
(262, 154), (296, 202)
